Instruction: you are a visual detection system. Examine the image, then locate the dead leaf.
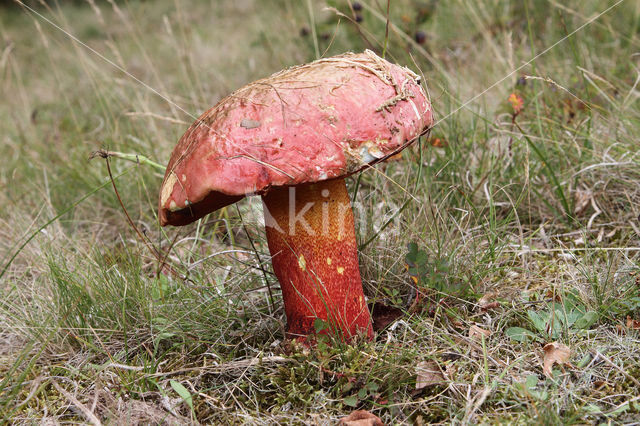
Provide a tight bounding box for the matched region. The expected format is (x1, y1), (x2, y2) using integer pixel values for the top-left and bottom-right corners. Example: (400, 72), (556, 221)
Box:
(478, 292), (495, 305)
(478, 292), (500, 312)
(477, 292), (497, 311)
(429, 137), (447, 148)
(480, 301), (500, 312)
(415, 360), (445, 389)
(626, 316), (640, 330)
(404, 263), (418, 285)
(339, 410), (384, 426)
(469, 325), (491, 340)
(544, 289), (562, 302)
(542, 342), (571, 378)
(450, 318), (465, 329)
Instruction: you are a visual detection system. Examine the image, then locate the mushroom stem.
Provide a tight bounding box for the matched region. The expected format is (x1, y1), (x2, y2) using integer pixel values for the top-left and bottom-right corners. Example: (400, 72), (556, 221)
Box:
(262, 178), (374, 341)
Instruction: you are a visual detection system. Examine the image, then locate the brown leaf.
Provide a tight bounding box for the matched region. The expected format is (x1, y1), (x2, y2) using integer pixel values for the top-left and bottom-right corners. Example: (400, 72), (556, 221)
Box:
(477, 292), (499, 311)
(415, 360), (445, 389)
(429, 137), (447, 148)
(477, 292), (496, 306)
(480, 301), (500, 312)
(627, 316), (640, 329)
(339, 410), (384, 426)
(469, 325), (491, 340)
(544, 289), (562, 302)
(542, 342), (571, 378)
(450, 318), (465, 329)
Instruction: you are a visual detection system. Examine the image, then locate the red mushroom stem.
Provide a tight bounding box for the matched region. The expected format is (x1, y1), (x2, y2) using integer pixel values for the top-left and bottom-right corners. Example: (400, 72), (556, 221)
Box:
(261, 178), (374, 341)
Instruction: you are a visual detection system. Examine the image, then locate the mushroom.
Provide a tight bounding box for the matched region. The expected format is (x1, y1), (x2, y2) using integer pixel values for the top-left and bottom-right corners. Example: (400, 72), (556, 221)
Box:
(159, 50), (433, 341)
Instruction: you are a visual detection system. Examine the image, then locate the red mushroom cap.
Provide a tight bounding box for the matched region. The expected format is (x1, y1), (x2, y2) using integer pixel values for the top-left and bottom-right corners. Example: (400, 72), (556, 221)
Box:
(159, 50), (433, 226)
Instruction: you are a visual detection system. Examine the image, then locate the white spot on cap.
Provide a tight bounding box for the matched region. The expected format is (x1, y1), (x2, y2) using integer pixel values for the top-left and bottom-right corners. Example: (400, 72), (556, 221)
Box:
(298, 254), (306, 271)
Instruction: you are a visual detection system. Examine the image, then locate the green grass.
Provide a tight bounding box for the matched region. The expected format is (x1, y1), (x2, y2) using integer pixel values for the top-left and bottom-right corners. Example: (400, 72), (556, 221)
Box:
(1, 0), (640, 423)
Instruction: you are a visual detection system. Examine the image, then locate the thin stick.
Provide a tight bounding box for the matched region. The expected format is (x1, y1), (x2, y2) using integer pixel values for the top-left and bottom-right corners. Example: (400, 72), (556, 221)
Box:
(236, 204), (275, 312)
(89, 149), (165, 171)
(591, 350), (640, 388)
(103, 157), (180, 280)
(52, 380), (102, 426)
(105, 157), (159, 258)
(156, 232), (181, 278)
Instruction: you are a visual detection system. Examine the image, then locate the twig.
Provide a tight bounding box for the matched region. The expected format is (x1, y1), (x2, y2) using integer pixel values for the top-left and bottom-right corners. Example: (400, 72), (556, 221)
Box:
(100, 362), (145, 371)
(590, 350), (640, 388)
(236, 205), (275, 312)
(52, 380), (102, 426)
(89, 149), (165, 171)
(101, 157), (181, 280)
(148, 356), (291, 378)
(156, 232), (180, 278)
(104, 157), (160, 258)
(506, 246), (640, 253)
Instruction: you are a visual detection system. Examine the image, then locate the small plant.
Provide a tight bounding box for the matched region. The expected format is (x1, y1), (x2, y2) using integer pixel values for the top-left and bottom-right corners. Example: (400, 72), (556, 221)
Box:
(514, 374), (549, 401)
(506, 291), (599, 342)
(169, 380), (195, 417)
(405, 242), (467, 296)
(382, 287), (404, 306)
(343, 381), (380, 407)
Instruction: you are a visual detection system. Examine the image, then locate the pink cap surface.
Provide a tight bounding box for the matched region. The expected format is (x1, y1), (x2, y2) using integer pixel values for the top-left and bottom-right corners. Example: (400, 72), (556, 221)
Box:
(160, 50), (433, 226)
